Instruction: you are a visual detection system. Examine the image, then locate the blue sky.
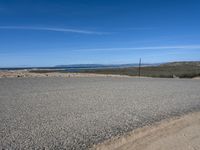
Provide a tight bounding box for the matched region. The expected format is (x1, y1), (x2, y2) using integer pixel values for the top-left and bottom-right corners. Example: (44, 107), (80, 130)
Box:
(0, 0), (200, 67)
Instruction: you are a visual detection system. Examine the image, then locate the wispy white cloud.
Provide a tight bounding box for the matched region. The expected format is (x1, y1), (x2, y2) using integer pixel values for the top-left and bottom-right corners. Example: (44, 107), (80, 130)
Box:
(125, 27), (154, 30)
(1, 45), (199, 55)
(0, 26), (106, 35)
(72, 45), (200, 51)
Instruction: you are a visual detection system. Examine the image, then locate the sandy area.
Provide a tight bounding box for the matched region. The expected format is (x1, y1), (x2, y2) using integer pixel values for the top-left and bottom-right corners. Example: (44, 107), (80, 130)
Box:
(92, 111), (200, 150)
(0, 70), (132, 78)
(0, 70), (199, 79)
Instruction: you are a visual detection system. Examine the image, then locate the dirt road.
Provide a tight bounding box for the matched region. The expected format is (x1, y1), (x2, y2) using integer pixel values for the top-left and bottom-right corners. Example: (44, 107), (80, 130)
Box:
(93, 112), (200, 150)
(0, 77), (200, 149)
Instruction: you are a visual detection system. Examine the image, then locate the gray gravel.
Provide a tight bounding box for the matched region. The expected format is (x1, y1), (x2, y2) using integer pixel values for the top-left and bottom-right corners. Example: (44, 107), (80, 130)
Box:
(0, 77), (200, 149)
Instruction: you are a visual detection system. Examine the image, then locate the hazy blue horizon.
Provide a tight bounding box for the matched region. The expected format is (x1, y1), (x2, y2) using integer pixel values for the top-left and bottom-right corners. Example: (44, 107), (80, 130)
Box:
(0, 0), (200, 67)
(1, 60), (199, 68)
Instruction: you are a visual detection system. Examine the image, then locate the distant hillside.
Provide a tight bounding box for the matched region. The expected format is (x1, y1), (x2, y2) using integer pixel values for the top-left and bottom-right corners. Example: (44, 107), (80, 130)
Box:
(78, 61), (200, 78)
(160, 61), (200, 67)
(55, 64), (106, 68)
(55, 63), (159, 69)
(29, 61), (200, 78)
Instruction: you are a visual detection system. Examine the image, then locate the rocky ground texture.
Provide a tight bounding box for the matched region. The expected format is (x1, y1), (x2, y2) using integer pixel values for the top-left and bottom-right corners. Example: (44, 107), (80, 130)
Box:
(0, 77), (200, 149)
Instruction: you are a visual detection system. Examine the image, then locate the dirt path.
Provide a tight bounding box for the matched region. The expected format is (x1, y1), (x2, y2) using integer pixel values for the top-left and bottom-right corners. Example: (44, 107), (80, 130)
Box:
(92, 111), (200, 150)
(1, 77), (199, 149)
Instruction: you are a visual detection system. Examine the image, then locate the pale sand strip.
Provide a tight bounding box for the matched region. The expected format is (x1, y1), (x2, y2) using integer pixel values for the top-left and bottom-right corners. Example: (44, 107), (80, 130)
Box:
(92, 111), (200, 150)
(0, 70), (199, 79)
(0, 70), (133, 78)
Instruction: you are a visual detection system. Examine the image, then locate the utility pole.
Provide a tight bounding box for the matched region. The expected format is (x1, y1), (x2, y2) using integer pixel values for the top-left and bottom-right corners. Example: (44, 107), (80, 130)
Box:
(138, 58), (141, 77)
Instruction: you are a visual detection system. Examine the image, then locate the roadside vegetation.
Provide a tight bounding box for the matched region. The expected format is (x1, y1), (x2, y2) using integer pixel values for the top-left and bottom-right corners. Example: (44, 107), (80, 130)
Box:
(30, 61), (200, 78)
(78, 61), (200, 78)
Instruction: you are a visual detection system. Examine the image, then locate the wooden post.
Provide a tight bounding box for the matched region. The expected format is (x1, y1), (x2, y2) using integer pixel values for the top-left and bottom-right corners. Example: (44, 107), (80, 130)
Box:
(139, 58), (141, 77)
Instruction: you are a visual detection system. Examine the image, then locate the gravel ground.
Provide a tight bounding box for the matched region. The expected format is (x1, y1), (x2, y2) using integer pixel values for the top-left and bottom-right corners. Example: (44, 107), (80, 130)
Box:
(0, 77), (200, 149)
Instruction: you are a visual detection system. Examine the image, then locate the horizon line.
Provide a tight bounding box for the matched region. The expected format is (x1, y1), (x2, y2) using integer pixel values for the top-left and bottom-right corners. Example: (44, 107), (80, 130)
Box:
(0, 60), (200, 68)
